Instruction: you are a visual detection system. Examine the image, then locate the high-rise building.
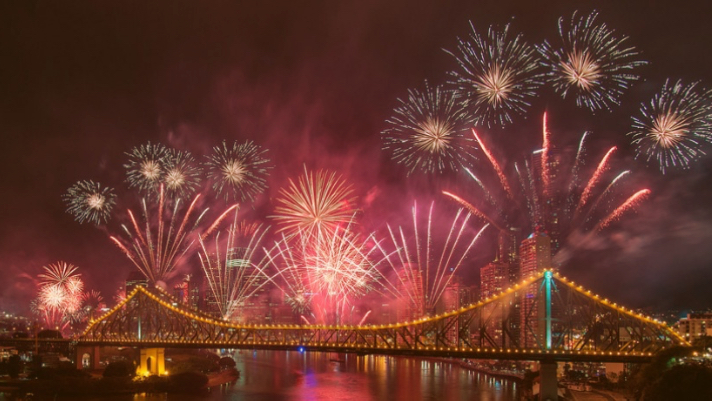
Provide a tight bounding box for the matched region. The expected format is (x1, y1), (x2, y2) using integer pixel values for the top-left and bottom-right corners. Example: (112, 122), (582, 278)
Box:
(479, 229), (522, 347)
(674, 313), (712, 342)
(519, 229), (552, 348)
(126, 270), (148, 295)
(530, 146), (574, 255)
(396, 264), (425, 321)
(437, 276), (461, 313)
(481, 228), (521, 298)
(173, 274), (200, 309)
(480, 260), (510, 299)
(458, 285), (479, 307)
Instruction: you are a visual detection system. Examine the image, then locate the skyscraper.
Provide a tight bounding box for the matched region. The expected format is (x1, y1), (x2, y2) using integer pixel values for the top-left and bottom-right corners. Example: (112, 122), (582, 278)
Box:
(125, 270), (148, 295)
(519, 229), (552, 347)
(396, 264), (425, 321)
(480, 228), (521, 347)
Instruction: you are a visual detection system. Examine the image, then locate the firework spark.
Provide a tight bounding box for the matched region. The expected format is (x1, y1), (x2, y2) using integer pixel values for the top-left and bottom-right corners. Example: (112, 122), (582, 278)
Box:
(36, 262), (84, 330)
(445, 114), (649, 256)
(538, 10), (647, 111)
(271, 166), (357, 237)
(125, 142), (169, 194)
(63, 180), (117, 225)
(381, 80), (476, 174)
(265, 216), (390, 324)
(110, 185), (207, 284)
(629, 79), (712, 173)
(445, 22), (544, 127)
(81, 290), (105, 321)
(205, 140), (271, 202)
(377, 202), (488, 315)
(163, 149), (203, 200)
(198, 208), (271, 321)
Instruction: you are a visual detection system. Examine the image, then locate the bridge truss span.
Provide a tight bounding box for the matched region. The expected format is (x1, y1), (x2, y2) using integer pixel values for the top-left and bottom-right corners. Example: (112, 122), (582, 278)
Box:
(80, 270), (688, 363)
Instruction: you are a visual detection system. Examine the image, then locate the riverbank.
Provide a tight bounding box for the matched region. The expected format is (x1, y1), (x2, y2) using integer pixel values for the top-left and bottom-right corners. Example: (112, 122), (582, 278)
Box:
(423, 357), (526, 382)
(0, 368), (239, 399)
(207, 368), (240, 387)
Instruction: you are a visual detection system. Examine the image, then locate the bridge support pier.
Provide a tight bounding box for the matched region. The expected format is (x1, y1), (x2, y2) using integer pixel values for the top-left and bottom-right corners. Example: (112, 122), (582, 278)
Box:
(139, 348), (166, 376)
(75, 345), (101, 370)
(539, 360), (558, 401)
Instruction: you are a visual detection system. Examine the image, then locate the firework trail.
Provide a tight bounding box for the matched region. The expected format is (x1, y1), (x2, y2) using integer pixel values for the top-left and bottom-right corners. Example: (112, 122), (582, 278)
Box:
(271, 166), (357, 237)
(357, 310), (372, 326)
(442, 190), (503, 231)
(567, 131), (590, 194)
(538, 10), (647, 111)
(35, 262), (84, 331)
(110, 185), (208, 284)
(471, 129), (513, 198)
(163, 149), (203, 200)
(265, 216), (392, 324)
(125, 142), (168, 194)
(445, 114), (649, 256)
(629, 79), (712, 173)
(377, 202), (488, 316)
(205, 140), (271, 202)
(198, 207), (271, 321)
(445, 22), (544, 127)
(381, 80), (477, 174)
(541, 113), (552, 197)
(596, 189), (650, 230)
(574, 146), (616, 217)
(63, 180), (117, 225)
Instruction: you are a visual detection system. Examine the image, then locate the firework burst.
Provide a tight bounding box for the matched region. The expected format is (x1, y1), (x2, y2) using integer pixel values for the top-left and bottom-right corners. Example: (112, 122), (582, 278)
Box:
(445, 22), (544, 127)
(205, 140), (271, 202)
(444, 114), (649, 257)
(271, 166), (357, 237)
(36, 262), (84, 330)
(198, 208), (272, 321)
(125, 142), (169, 194)
(538, 10), (647, 111)
(382, 81), (477, 174)
(377, 202), (488, 316)
(629, 79), (712, 173)
(265, 216), (390, 324)
(81, 290), (105, 321)
(110, 185), (209, 284)
(163, 149), (203, 200)
(63, 180), (117, 225)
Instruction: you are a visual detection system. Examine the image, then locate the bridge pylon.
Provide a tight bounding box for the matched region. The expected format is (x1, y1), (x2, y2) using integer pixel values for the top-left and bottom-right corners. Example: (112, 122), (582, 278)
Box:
(75, 345), (101, 370)
(139, 348), (166, 376)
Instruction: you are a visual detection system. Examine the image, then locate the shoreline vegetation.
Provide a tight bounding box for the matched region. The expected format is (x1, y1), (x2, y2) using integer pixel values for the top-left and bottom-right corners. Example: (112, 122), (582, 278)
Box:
(0, 366), (239, 398)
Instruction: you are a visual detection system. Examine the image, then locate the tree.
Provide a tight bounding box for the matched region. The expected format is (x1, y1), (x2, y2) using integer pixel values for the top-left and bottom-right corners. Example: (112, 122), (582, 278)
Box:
(219, 356), (236, 369)
(644, 363), (712, 401)
(103, 360), (135, 378)
(8, 355), (21, 379)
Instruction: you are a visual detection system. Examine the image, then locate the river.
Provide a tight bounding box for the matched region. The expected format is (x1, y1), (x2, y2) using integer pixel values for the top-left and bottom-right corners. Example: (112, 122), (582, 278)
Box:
(55, 350), (521, 401)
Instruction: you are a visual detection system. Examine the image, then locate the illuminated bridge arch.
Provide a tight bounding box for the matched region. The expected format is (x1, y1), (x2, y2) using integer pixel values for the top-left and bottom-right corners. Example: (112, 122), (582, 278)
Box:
(80, 270), (688, 363)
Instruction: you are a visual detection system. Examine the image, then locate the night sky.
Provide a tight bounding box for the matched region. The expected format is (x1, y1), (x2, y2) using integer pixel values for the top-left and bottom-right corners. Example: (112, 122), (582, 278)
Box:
(2, 0), (712, 315)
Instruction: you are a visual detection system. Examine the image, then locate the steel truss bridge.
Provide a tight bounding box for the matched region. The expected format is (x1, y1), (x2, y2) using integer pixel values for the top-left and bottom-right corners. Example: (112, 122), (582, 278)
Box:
(79, 269), (687, 364)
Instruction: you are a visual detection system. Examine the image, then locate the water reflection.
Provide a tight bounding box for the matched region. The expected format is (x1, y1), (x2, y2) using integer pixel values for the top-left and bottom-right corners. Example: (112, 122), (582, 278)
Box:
(57, 351), (519, 401)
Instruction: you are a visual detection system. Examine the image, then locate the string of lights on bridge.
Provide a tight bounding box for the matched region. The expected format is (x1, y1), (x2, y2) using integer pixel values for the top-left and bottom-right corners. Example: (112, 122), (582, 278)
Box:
(81, 269), (688, 357)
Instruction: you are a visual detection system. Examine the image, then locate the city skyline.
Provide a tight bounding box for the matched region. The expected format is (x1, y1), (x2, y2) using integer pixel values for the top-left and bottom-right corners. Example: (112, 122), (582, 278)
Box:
(2, 0), (712, 316)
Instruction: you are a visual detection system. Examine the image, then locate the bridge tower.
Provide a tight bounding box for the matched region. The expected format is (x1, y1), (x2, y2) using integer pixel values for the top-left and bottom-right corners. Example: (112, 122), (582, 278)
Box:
(139, 348), (166, 376)
(538, 270), (558, 401)
(75, 345), (101, 370)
